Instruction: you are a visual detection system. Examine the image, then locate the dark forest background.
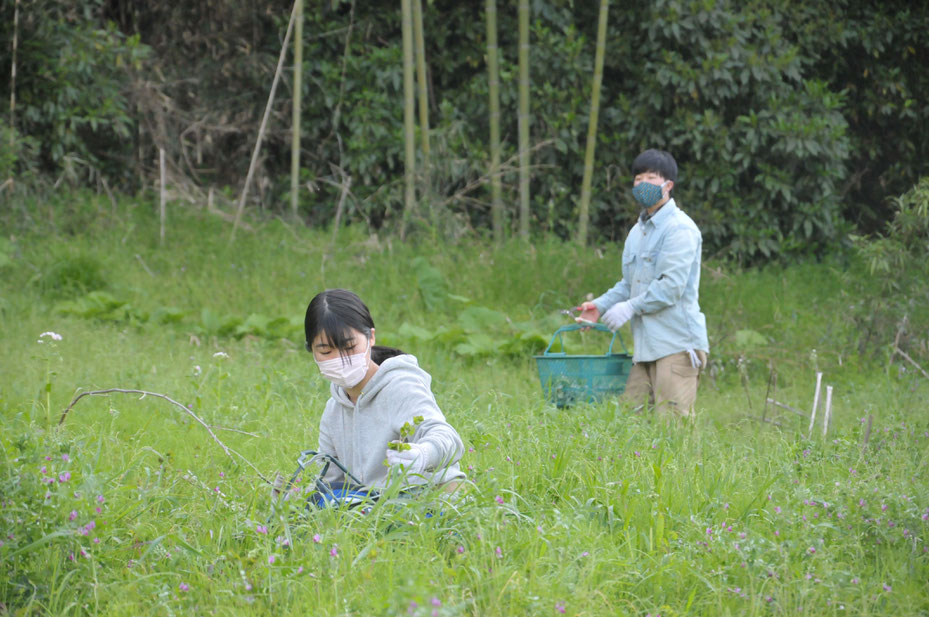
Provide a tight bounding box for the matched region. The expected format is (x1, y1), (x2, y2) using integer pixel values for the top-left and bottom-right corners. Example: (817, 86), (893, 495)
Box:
(2, 0), (928, 263)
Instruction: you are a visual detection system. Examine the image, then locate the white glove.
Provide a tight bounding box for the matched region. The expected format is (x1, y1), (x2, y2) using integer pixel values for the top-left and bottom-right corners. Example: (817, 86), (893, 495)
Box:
(385, 442), (430, 475)
(601, 301), (635, 331)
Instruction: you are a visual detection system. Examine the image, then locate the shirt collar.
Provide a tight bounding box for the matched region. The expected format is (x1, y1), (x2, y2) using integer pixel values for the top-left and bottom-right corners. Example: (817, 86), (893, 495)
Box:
(639, 198), (677, 226)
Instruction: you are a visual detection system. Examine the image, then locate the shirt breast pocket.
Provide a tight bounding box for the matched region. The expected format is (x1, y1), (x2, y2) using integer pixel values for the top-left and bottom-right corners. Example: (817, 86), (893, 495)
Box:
(636, 250), (658, 286)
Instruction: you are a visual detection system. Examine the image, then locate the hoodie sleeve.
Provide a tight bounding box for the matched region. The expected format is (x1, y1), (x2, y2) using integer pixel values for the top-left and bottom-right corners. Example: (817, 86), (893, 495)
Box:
(317, 401), (347, 484)
(386, 373), (464, 471)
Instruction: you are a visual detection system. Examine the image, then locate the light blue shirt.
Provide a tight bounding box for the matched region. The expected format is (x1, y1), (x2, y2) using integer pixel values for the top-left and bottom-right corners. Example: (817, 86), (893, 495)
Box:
(593, 199), (709, 363)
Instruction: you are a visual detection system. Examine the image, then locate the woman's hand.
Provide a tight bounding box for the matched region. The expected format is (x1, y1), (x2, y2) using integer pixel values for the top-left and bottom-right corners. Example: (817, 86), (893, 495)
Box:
(385, 442), (429, 475)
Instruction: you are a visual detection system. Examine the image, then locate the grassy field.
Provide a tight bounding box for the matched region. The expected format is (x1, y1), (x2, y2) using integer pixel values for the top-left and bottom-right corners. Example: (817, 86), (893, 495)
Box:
(2, 196), (928, 616)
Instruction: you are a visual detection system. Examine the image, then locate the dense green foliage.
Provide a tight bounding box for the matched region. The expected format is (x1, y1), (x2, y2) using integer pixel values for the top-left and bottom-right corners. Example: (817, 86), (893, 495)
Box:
(2, 0), (928, 262)
(2, 199), (929, 615)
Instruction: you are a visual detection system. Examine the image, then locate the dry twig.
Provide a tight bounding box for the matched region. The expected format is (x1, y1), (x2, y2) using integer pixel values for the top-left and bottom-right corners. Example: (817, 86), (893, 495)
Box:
(59, 388), (269, 483)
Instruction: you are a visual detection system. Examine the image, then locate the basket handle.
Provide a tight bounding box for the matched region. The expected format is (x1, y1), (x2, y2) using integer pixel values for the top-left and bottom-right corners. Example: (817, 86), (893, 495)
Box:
(543, 323), (629, 356)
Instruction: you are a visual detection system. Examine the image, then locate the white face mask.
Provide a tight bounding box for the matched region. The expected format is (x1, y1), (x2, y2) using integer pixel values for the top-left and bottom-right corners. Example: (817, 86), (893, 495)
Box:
(315, 338), (371, 389)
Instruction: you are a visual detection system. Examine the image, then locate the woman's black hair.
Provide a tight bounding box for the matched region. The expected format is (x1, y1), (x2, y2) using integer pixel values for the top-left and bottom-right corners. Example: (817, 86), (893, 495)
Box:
(304, 289), (404, 364)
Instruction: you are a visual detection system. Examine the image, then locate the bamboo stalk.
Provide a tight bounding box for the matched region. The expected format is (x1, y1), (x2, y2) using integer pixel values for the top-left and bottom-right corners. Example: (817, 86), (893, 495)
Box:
(159, 148), (166, 245)
(290, 0), (304, 220)
(576, 0), (609, 246)
(8, 0), (19, 180)
(517, 0), (530, 239)
(231, 1), (298, 242)
(486, 0), (503, 242)
(400, 0), (417, 239)
(807, 371), (822, 438)
(412, 0), (430, 166)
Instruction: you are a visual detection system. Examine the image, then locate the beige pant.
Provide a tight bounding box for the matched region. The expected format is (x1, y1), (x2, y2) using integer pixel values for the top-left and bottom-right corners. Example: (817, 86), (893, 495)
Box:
(621, 350), (707, 419)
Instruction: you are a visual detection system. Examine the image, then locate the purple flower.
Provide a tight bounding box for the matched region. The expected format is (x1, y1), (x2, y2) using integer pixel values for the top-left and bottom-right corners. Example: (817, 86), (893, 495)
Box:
(555, 601), (566, 613)
(408, 600), (418, 615)
(62, 453), (70, 462)
(808, 547), (816, 554)
(495, 546), (503, 558)
(268, 555), (276, 564)
(431, 597), (441, 607)
(40, 466), (47, 474)
(883, 583), (892, 592)
(457, 545), (465, 554)
(329, 545), (339, 557)
(69, 510), (78, 521)
(774, 506), (782, 514)
(58, 471), (71, 483)
(179, 582), (190, 592)
(297, 566), (303, 574)
(495, 495), (504, 505)
(312, 533), (321, 543)
(256, 524), (268, 534)
(97, 495), (104, 504)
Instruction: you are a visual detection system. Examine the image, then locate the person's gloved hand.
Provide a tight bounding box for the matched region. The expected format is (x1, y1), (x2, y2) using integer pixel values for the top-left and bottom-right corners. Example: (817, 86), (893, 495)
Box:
(601, 301), (635, 331)
(385, 442), (430, 475)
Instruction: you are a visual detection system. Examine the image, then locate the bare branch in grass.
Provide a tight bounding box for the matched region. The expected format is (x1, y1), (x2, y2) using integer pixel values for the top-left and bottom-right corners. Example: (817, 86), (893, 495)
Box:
(60, 388), (269, 484)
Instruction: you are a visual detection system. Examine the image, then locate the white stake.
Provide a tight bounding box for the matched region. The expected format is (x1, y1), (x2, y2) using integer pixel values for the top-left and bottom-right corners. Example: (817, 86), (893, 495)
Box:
(822, 386), (833, 437)
(807, 371), (822, 438)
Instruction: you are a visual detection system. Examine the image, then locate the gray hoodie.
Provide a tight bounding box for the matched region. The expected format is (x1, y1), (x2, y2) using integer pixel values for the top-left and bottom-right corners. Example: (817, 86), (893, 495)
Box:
(317, 354), (466, 489)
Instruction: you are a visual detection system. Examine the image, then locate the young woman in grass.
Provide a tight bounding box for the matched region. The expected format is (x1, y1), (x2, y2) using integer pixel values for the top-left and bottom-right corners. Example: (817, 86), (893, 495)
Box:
(304, 288), (466, 491)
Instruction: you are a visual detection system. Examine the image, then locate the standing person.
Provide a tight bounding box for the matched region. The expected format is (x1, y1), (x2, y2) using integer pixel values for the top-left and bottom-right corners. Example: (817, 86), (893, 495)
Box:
(577, 149), (709, 419)
(304, 288), (466, 490)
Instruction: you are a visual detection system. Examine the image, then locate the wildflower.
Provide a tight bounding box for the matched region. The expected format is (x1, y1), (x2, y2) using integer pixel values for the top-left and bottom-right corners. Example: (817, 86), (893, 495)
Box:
(69, 510), (78, 521)
(268, 555), (276, 564)
(495, 495), (504, 505)
(312, 533), (321, 543)
(580, 551), (589, 557)
(859, 499), (865, 507)
(881, 503), (888, 512)
(193, 365), (202, 376)
(40, 466), (47, 474)
(330, 545), (339, 557)
(431, 597), (441, 607)
(38, 332), (63, 342)
(883, 583), (892, 592)
(58, 471), (71, 483)
(213, 351), (229, 359)
(774, 506), (782, 514)
(408, 600), (418, 615)
(851, 577), (859, 584)
(62, 453), (70, 462)
(555, 601), (567, 613)
(808, 547), (816, 554)
(495, 546), (503, 558)
(256, 525), (268, 534)
(96, 495), (104, 504)
(297, 566), (303, 574)
(179, 582), (190, 592)
(457, 546), (465, 554)
(634, 451), (641, 457)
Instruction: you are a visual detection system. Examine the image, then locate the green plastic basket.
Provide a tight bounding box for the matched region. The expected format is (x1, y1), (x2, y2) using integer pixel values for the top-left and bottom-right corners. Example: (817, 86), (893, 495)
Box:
(534, 323), (632, 408)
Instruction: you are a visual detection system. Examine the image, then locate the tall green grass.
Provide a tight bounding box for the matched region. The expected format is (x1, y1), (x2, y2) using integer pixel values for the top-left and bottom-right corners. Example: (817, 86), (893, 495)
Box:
(1, 196), (927, 615)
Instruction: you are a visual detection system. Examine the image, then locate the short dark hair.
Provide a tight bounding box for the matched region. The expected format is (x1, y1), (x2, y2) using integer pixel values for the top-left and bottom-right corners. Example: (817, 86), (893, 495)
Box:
(304, 289), (403, 363)
(631, 149), (678, 183)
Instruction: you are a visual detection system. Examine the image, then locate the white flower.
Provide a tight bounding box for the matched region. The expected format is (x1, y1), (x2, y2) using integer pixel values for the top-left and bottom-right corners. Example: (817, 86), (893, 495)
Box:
(38, 331), (63, 343)
(193, 365), (202, 376)
(212, 352), (229, 359)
